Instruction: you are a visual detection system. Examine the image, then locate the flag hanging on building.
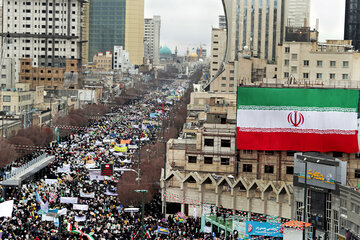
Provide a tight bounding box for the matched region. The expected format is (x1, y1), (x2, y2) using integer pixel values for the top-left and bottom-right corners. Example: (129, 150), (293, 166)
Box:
(237, 87), (359, 153)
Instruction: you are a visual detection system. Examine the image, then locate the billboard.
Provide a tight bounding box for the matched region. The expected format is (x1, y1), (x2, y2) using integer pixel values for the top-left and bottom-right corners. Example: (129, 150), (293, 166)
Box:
(236, 87), (359, 153)
(246, 221), (283, 237)
(294, 153), (347, 190)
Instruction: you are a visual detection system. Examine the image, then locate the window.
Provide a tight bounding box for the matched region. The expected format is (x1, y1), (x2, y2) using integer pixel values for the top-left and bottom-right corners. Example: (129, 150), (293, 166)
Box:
(330, 61), (336, 67)
(343, 61), (349, 68)
(204, 157), (213, 164)
(221, 158), (230, 165)
(355, 169), (360, 178)
(285, 47), (290, 53)
(264, 165), (274, 173)
(284, 59), (289, 66)
(221, 84), (226, 87)
(316, 73), (322, 79)
(3, 106), (10, 111)
(284, 72), (289, 78)
(287, 151), (295, 156)
(204, 138), (214, 146)
(188, 156), (197, 163)
(302, 73), (308, 79)
(265, 151), (274, 155)
(243, 164), (252, 172)
(291, 54), (297, 60)
(330, 73), (335, 79)
(342, 74), (349, 80)
(356, 153), (360, 158)
(221, 139), (231, 148)
(317, 60), (323, 67)
(333, 152), (343, 158)
(291, 66), (297, 73)
(286, 166), (294, 174)
(3, 95), (11, 102)
(303, 60), (309, 66)
(244, 150), (253, 154)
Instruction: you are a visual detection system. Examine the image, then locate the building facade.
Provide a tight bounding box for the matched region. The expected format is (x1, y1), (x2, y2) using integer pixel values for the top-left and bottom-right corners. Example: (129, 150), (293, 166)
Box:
(210, 28), (227, 80)
(124, 0), (144, 65)
(284, 0), (310, 27)
(219, 15), (226, 29)
(144, 16), (161, 65)
(277, 40), (360, 87)
(93, 51), (112, 72)
(1, 0), (84, 86)
(19, 58), (79, 90)
(344, 0), (360, 50)
(89, 0), (126, 62)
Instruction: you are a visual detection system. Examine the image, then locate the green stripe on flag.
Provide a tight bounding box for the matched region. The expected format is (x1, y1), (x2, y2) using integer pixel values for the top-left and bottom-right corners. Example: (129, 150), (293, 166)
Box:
(237, 87), (359, 110)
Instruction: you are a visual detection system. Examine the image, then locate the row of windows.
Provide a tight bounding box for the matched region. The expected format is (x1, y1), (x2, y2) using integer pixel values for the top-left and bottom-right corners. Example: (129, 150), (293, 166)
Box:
(242, 164), (294, 174)
(284, 72), (349, 80)
(204, 138), (231, 147)
(21, 76), (62, 81)
(284, 59), (349, 68)
(8, 1), (75, 7)
(188, 156), (230, 165)
(242, 150), (345, 158)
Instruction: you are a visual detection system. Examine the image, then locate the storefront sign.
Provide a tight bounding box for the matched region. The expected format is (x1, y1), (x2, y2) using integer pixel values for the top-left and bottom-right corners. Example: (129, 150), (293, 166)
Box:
(246, 221), (283, 237)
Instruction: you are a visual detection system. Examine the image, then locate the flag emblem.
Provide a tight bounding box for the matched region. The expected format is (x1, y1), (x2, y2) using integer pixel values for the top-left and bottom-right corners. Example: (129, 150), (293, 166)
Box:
(287, 111), (304, 127)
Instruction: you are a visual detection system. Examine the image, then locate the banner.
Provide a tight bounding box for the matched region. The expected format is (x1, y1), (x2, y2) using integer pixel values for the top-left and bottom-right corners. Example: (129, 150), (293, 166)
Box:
(80, 191), (95, 198)
(114, 146), (127, 152)
(237, 87), (359, 153)
(57, 164), (70, 173)
(42, 214), (54, 222)
(75, 215), (86, 222)
(60, 197), (78, 204)
(73, 204), (89, 211)
(89, 170), (105, 181)
(58, 208), (67, 216)
(120, 139), (131, 145)
(246, 221), (283, 237)
(45, 179), (58, 185)
(0, 200), (14, 217)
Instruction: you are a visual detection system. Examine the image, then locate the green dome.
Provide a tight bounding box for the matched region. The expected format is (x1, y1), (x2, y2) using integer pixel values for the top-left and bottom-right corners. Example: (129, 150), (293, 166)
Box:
(160, 46), (172, 55)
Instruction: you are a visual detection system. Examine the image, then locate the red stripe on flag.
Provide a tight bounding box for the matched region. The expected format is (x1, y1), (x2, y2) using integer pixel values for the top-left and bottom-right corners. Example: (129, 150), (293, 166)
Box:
(237, 127), (359, 153)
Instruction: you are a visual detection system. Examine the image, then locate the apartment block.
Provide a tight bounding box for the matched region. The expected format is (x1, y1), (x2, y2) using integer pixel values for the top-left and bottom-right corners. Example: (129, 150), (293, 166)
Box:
(144, 16), (161, 65)
(1, 0), (84, 87)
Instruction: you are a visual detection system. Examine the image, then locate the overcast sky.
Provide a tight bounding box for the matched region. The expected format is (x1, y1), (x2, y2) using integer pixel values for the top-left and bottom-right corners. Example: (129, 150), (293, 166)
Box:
(145, 0), (345, 55)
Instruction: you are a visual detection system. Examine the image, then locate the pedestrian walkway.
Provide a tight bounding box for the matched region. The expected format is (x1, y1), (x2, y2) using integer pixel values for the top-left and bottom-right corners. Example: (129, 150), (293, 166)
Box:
(0, 154), (55, 186)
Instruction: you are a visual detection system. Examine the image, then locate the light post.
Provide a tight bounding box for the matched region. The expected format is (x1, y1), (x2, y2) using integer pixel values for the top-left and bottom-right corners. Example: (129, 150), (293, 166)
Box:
(146, 148), (151, 164)
(302, 157), (308, 240)
(135, 189), (148, 240)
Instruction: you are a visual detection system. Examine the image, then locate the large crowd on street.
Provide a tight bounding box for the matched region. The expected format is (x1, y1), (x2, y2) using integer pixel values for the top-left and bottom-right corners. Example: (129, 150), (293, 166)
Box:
(0, 80), (236, 240)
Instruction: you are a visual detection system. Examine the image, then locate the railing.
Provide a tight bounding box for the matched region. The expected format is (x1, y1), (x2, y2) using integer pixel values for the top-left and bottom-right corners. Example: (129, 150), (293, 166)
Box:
(3, 154), (48, 181)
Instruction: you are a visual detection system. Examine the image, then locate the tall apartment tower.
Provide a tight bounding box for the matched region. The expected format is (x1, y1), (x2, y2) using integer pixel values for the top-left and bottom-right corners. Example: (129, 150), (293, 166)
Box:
(0, 0), (84, 86)
(284, 0), (310, 27)
(344, 0), (360, 50)
(144, 15), (161, 65)
(223, 0), (285, 61)
(124, 0), (144, 65)
(219, 15), (226, 29)
(89, 0), (126, 62)
(89, 0), (144, 65)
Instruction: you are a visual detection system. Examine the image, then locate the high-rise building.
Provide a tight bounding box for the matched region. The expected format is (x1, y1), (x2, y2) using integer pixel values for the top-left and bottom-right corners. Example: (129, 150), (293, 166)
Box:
(210, 28), (227, 79)
(88, 0), (144, 65)
(223, 0), (286, 61)
(0, 0), (85, 87)
(219, 15), (226, 29)
(344, 0), (360, 50)
(89, 0), (126, 62)
(125, 0), (144, 65)
(284, 0), (310, 27)
(81, 1), (90, 64)
(144, 16), (161, 65)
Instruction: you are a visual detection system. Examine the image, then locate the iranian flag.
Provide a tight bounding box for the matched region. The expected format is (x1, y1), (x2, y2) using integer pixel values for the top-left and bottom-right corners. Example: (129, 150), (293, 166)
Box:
(237, 87), (359, 153)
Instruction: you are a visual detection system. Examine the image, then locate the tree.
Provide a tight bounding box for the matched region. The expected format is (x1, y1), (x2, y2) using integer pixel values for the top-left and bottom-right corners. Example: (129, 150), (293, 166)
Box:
(0, 141), (18, 168)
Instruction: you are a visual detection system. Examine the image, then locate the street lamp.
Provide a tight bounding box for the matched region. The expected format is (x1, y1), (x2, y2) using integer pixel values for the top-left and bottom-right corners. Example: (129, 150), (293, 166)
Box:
(302, 157), (307, 240)
(135, 189), (148, 240)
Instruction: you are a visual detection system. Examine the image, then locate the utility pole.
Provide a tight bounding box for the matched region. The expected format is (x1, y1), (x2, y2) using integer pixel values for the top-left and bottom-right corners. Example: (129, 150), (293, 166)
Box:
(303, 157), (308, 240)
(138, 139), (141, 185)
(135, 189), (148, 240)
(159, 117), (167, 218)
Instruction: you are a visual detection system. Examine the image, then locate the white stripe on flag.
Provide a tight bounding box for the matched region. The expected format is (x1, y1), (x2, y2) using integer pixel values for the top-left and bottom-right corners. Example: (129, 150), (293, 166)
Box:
(237, 110), (357, 131)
